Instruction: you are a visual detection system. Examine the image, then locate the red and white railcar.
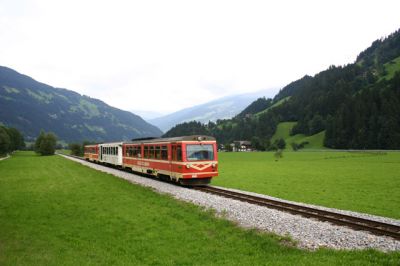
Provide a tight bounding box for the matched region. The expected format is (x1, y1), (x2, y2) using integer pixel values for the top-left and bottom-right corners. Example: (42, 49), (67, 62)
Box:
(84, 135), (218, 185)
(83, 144), (99, 162)
(123, 135), (218, 185)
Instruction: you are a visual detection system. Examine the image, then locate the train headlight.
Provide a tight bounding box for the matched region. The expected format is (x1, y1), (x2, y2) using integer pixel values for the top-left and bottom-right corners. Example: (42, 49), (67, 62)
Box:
(212, 163), (216, 168)
(186, 164), (191, 169)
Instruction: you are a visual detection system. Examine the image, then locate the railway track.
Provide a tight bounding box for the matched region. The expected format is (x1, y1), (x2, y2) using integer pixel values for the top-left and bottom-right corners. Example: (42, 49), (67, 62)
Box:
(194, 186), (400, 241)
(60, 153), (400, 241)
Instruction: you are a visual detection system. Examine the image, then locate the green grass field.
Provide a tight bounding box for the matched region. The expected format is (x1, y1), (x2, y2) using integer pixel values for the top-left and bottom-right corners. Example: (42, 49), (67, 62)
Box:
(1, 152), (399, 265)
(213, 151), (400, 219)
(381, 56), (400, 81)
(271, 122), (326, 150)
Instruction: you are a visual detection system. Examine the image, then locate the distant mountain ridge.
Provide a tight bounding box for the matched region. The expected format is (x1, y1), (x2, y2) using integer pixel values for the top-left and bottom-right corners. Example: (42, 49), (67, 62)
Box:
(149, 89), (277, 132)
(0, 66), (162, 142)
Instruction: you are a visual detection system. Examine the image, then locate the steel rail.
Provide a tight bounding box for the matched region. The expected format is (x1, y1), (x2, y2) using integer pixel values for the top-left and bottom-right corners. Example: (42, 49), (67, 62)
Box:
(194, 186), (400, 240)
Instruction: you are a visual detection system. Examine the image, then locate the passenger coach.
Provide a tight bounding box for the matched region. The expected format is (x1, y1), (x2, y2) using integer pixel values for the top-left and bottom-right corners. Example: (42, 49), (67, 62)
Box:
(84, 135), (218, 185)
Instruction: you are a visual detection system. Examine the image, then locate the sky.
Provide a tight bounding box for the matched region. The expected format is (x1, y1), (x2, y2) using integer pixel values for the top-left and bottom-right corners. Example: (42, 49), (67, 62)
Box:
(1, 0), (399, 117)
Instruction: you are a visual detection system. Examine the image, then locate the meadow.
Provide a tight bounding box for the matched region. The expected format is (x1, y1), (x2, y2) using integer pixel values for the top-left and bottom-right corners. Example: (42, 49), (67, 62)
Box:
(0, 152), (399, 265)
(213, 151), (400, 219)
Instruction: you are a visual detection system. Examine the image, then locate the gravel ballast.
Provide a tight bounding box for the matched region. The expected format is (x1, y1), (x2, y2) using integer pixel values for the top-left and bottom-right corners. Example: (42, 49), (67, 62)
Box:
(62, 155), (400, 252)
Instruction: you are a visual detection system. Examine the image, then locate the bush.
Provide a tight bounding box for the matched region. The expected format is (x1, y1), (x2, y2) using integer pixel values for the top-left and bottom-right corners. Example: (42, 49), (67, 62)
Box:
(274, 149), (283, 161)
(69, 143), (83, 156)
(291, 141), (309, 151)
(270, 138), (286, 151)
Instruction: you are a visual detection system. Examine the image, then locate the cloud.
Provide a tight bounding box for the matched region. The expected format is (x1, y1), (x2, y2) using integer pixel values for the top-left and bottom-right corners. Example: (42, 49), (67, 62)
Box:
(1, 0), (399, 114)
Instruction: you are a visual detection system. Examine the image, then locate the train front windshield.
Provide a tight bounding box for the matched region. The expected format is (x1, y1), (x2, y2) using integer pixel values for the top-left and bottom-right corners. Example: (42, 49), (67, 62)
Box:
(186, 144), (214, 161)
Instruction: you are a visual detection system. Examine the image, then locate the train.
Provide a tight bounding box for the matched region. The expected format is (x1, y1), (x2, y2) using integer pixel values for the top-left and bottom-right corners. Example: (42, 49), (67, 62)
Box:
(83, 135), (218, 185)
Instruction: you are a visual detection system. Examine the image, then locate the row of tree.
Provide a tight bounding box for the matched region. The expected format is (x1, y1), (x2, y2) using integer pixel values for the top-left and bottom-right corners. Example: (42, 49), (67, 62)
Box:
(0, 126), (96, 157)
(0, 125), (25, 155)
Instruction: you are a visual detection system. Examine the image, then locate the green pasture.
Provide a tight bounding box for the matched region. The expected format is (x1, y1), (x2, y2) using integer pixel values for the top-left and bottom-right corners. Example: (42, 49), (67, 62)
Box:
(381, 56), (400, 81)
(0, 152), (399, 265)
(270, 122), (326, 150)
(213, 151), (400, 219)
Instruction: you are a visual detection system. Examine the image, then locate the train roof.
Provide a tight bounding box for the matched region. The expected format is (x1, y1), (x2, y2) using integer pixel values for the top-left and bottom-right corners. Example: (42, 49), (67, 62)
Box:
(84, 136), (216, 147)
(126, 135), (215, 144)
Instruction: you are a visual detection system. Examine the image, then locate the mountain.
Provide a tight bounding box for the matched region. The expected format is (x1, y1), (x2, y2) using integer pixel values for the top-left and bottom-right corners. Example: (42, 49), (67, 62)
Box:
(164, 29), (400, 150)
(130, 110), (164, 120)
(0, 66), (162, 143)
(149, 89), (277, 132)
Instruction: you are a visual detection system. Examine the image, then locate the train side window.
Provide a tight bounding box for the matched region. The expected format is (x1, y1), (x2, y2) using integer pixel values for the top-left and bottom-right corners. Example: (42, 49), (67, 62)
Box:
(177, 146), (182, 161)
(161, 146), (168, 160)
(155, 146), (161, 159)
(144, 146), (149, 158)
(171, 145), (176, 161)
(149, 146), (154, 159)
(137, 146), (142, 158)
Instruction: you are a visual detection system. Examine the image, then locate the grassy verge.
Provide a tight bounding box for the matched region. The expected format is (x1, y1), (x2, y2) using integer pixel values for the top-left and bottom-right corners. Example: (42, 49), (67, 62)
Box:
(56, 149), (71, 155)
(0, 152), (399, 265)
(213, 151), (400, 219)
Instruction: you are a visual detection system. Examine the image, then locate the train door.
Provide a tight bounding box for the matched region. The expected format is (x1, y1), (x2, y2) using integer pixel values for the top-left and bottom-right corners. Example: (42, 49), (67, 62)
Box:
(117, 144), (123, 165)
(170, 144), (182, 180)
(137, 144), (143, 173)
(99, 145), (103, 161)
(170, 144), (176, 178)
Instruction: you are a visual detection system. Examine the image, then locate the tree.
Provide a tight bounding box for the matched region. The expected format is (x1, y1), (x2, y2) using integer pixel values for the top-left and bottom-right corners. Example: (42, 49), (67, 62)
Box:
(0, 126), (11, 155)
(273, 138), (286, 150)
(35, 131), (57, 156)
(34, 130), (45, 154)
(6, 127), (25, 151)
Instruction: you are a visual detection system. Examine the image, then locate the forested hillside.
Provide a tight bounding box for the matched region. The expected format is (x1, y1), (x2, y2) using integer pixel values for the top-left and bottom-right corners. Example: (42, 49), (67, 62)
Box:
(165, 29), (400, 149)
(0, 66), (162, 142)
